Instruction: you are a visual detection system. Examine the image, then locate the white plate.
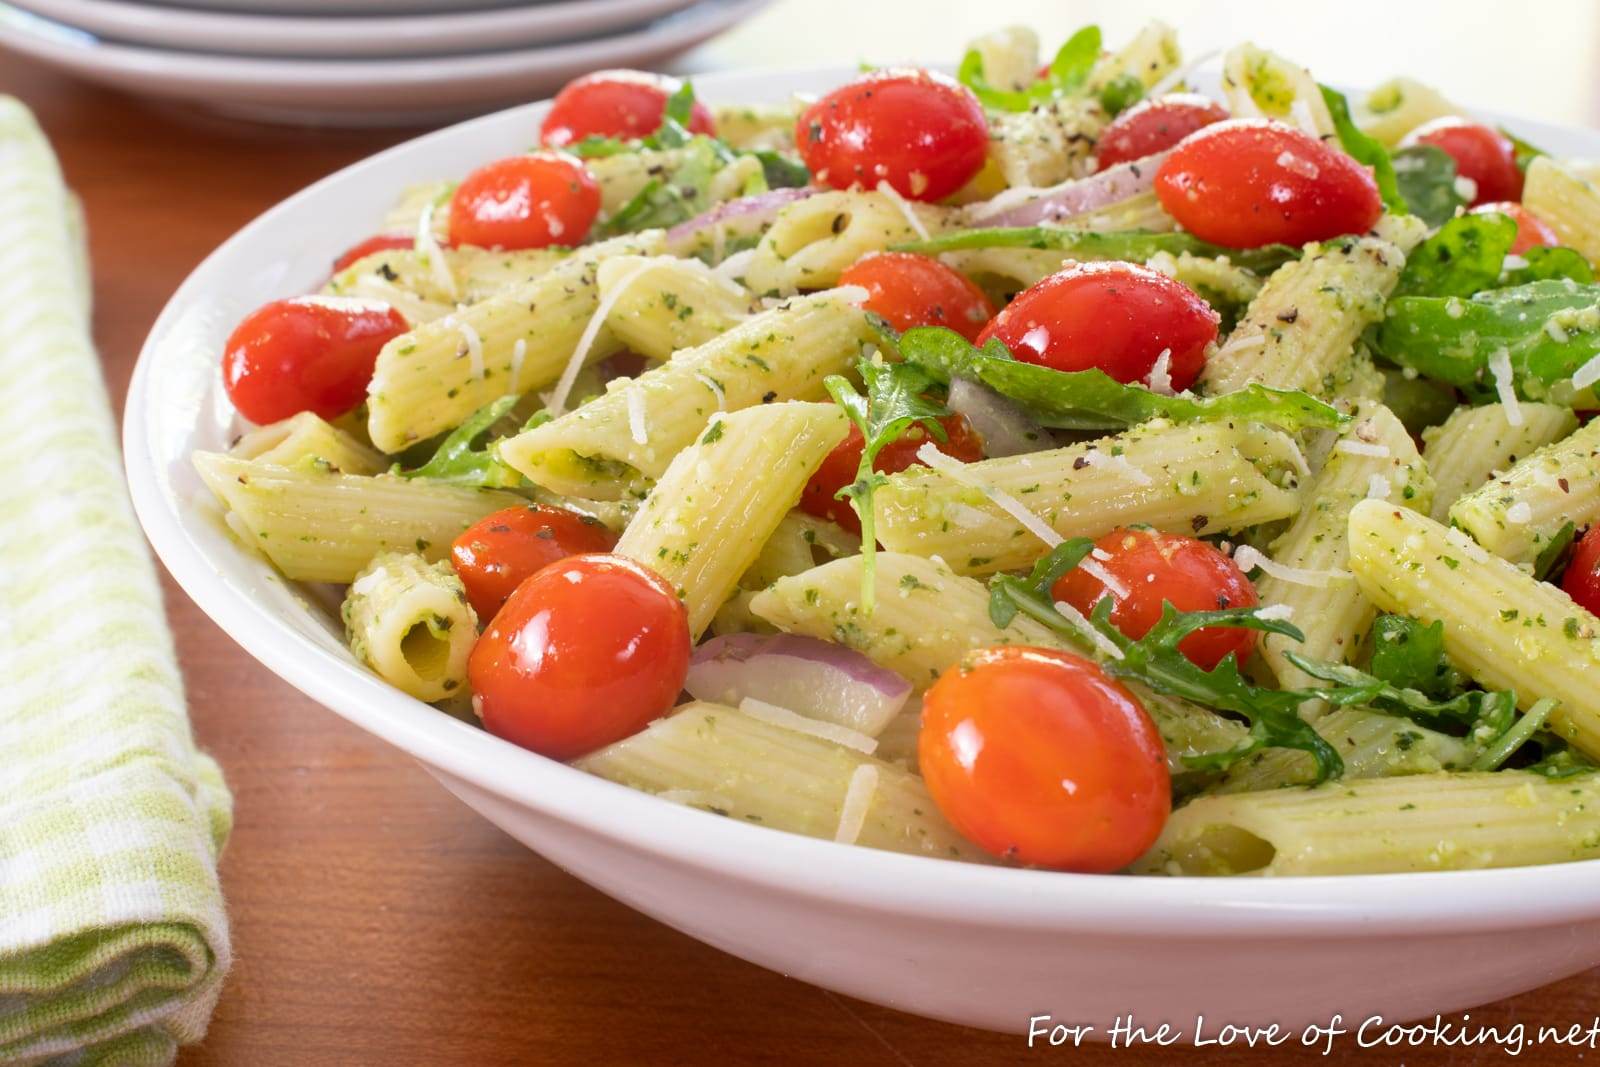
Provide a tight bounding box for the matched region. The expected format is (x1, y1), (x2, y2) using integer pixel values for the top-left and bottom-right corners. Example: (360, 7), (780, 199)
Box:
(124, 66), (1600, 1036)
(9, 0), (698, 59)
(127, 0), (532, 14)
(0, 0), (768, 125)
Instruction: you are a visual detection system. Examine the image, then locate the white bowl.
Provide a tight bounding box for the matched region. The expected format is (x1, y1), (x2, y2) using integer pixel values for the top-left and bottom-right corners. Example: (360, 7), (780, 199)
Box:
(0, 0), (767, 126)
(8, 0), (699, 59)
(124, 66), (1600, 1036)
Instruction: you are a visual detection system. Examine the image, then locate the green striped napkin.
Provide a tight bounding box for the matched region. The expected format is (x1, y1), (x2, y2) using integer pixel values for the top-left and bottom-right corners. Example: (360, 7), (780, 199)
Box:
(0, 97), (232, 1065)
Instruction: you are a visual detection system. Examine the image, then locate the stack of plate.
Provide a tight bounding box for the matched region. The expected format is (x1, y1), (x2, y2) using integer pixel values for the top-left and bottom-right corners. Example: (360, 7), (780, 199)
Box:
(0, 0), (769, 125)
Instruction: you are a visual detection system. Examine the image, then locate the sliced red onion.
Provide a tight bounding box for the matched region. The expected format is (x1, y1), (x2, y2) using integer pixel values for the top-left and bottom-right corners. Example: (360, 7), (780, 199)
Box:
(966, 150), (1170, 228)
(948, 378), (1050, 458)
(664, 187), (819, 256)
(686, 633), (911, 738)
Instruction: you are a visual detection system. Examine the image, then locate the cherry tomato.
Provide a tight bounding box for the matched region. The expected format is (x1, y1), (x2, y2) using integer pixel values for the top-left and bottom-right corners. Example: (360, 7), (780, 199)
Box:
(450, 505), (617, 621)
(448, 153), (600, 251)
(837, 252), (996, 341)
(800, 414), (983, 535)
(331, 234), (422, 274)
(540, 70), (715, 148)
(1471, 201), (1559, 255)
(468, 554), (690, 761)
(1561, 526), (1600, 616)
(974, 262), (1219, 391)
(1094, 93), (1230, 171)
(1154, 119), (1383, 248)
(796, 68), (988, 202)
(1402, 118), (1521, 205)
(1054, 527), (1260, 671)
(920, 646), (1170, 871)
(222, 296), (407, 424)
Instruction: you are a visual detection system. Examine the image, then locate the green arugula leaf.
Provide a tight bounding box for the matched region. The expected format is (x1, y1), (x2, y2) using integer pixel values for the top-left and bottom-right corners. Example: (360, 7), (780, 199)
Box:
(986, 549), (1344, 781)
(1391, 145), (1467, 229)
(893, 325), (1347, 433)
(958, 25), (1102, 112)
(594, 136), (725, 237)
(1395, 212), (1518, 299)
(403, 395), (523, 489)
(1320, 84), (1406, 213)
(1506, 245), (1595, 286)
(825, 358), (949, 613)
(894, 227), (1300, 275)
(1534, 520), (1577, 581)
(1367, 615), (1468, 699)
(1284, 652), (1518, 736)
(1374, 280), (1600, 398)
(1471, 697), (1559, 771)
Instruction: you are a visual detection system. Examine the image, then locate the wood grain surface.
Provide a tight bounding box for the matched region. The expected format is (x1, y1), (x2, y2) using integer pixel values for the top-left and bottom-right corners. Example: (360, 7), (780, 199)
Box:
(5, 45), (1599, 1067)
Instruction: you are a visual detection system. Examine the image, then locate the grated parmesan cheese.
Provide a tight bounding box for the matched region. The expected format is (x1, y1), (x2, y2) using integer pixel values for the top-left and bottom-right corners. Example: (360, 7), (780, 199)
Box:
(1080, 558), (1130, 599)
(834, 765), (879, 845)
(1505, 501), (1533, 524)
(457, 320), (484, 380)
(626, 386), (649, 446)
(414, 199), (458, 301)
(548, 256), (658, 415)
(349, 565), (390, 598)
(739, 697), (878, 754)
(875, 180), (931, 242)
(1052, 600), (1125, 659)
(915, 442), (1062, 549)
(1336, 439), (1391, 458)
(1488, 348), (1522, 426)
(1080, 449), (1154, 486)
(1366, 473), (1392, 500)
(1256, 604), (1295, 622)
(509, 337), (527, 388)
(695, 372), (726, 409)
(1145, 349), (1175, 396)
(1233, 544), (1353, 587)
(1573, 351), (1600, 391)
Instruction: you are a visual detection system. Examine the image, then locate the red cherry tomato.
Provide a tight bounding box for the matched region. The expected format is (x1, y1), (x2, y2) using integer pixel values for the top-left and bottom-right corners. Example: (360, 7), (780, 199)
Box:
(837, 252), (996, 341)
(1471, 201), (1559, 255)
(450, 505), (618, 621)
(468, 554), (690, 760)
(222, 296), (407, 424)
(1402, 118), (1522, 205)
(448, 153), (600, 251)
(1053, 527), (1261, 671)
(1094, 93), (1230, 171)
(796, 68), (988, 201)
(1562, 526), (1600, 616)
(540, 70), (715, 148)
(1155, 119), (1383, 248)
(332, 234), (420, 274)
(920, 646), (1170, 871)
(974, 262), (1219, 391)
(800, 414), (983, 535)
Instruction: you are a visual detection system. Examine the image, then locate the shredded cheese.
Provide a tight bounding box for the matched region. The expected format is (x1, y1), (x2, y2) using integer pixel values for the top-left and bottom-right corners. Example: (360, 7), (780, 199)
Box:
(349, 565), (389, 598)
(695, 372), (727, 410)
(1233, 544), (1353, 587)
(1080, 449), (1154, 486)
(509, 337), (527, 388)
(1080, 558), (1130, 599)
(833, 765), (879, 845)
(738, 697), (878, 754)
(915, 442), (1063, 548)
(875, 180), (931, 242)
(1572, 351), (1600, 391)
(1145, 349), (1175, 396)
(1488, 347), (1522, 427)
(1335, 439), (1391, 458)
(831, 284), (871, 307)
(1366, 473), (1392, 500)
(457, 320), (484, 380)
(626, 386), (649, 446)
(414, 199), (457, 301)
(1505, 501), (1533, 524)
(1052, 600), (1125, 660)
(548, 256), (657, 415)
(1256, 604), (1295, 622)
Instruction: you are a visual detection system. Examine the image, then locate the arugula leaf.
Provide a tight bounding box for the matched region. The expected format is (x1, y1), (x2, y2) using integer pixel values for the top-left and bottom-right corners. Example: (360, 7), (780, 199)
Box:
(750, 149), (811, 189)
(958, 25), (1102, 112)
(893, 325), (1347, 433)
(1096, 73), (1145, 117)
(594, 137), (725, 237)
(824, 358), (949, 613)
(1471, 697), (1559, 771)
(1391, 145), (1467, 229)
(894, 227), (1300, 275)
(403, 395), (523, 489)
(1284, 653), (1518, 736)
(1367, 615), (1467, 699)
(1506, 245), (1594, 286)
(1394, 212), (1518, 299)
(986, 546), (1344, 781)
(1374, 280), (1600, 397)
(1534, 520), (1577, 581)
(1320, 84), (1406, 213)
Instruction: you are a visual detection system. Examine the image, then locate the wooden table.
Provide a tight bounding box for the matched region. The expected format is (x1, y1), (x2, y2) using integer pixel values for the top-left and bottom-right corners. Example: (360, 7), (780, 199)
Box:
(5, 28), (1600, 1066)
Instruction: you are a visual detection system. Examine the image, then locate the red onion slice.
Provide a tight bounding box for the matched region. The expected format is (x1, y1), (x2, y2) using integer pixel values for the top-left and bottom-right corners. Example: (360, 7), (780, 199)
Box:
(686, 633), (912, 738)
(664, 187), (819, 256)
(966, 150), (1171, 229)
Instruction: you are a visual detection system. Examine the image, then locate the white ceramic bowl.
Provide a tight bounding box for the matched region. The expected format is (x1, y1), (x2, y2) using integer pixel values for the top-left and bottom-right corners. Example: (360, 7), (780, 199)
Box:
(125, 66), (1600, 1036)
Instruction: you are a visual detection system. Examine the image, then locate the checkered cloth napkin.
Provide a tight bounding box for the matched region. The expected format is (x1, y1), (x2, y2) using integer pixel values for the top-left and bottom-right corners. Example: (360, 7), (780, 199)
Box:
(0, 97), (232, 1065)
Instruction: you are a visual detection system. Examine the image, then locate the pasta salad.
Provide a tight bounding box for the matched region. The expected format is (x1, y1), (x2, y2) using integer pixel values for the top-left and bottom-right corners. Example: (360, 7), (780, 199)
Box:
(196, 22), (1600, 877)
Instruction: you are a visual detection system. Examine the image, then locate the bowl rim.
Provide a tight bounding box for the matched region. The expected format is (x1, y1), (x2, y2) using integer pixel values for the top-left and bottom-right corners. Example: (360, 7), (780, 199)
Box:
(124, 62), (1600, 937)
